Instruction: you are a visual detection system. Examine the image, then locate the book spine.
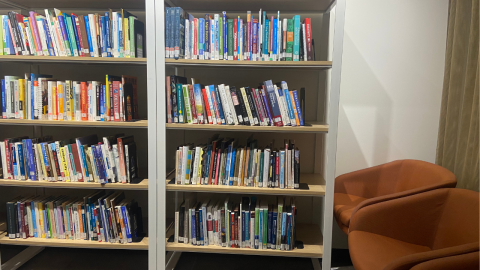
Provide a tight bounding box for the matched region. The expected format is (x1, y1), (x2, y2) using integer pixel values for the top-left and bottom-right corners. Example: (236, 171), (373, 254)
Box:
(233, 19), (237, 60)
(292, 90), (304, 126)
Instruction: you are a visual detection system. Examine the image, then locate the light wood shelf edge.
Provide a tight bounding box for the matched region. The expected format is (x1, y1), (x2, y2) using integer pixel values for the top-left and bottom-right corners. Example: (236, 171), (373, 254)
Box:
(0, 119), (148, 128)
(0, 179), (148, 190)
(165, 59), (332, 69)
(0, 232), (148, 250)
(165, 223), (323, 258)
(0, 55), (147, 64)
(165, 172), (325, 196)
(166, 123), (328, 133)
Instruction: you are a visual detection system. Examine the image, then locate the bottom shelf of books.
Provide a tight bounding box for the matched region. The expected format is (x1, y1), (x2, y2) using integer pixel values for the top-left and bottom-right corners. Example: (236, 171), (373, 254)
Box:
(165, 223), (323, 258)
(0, 232), (148, 250)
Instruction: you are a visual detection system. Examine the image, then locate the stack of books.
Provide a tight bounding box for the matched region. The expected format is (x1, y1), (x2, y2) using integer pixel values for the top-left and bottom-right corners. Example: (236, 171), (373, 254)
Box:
(6, 191), (144, 243)
(165, 8), (313, 61)
(0, 9), (145, 58)
(1, 74), (139, 122)
(0, 134), (139, 184)
(167, 76), (305, 127)
(174, 197), (297, 250)
(175, 136), (300, 189)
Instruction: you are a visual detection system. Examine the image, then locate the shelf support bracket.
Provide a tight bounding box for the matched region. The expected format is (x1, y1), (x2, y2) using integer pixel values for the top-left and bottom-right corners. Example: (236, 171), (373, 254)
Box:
(0, 246), (44, 270)
(311, 258), (322, 270)
(165, 251), (182, 270)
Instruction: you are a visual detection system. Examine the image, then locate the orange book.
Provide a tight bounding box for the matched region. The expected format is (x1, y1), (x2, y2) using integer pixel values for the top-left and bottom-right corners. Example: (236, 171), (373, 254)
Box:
(80, 82), (88, 121)
(57, 82), (64, 120)
(52, 83), (57, 120)
(289, 91), (300, 126)
(77, 203), (84, 239)
(115, 208), (124, 242)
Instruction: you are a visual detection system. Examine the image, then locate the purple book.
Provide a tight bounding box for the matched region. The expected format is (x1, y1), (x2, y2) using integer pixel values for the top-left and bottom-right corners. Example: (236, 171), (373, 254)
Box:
(29, 12), (43, 54)
(260, 86), (274, 126)
(57, 15), (71, 56)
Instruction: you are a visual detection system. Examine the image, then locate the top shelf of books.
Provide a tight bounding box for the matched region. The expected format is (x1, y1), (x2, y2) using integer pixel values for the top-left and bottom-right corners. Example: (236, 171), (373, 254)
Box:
(167, 0), (335, 12)
(0, 0), (145, 10)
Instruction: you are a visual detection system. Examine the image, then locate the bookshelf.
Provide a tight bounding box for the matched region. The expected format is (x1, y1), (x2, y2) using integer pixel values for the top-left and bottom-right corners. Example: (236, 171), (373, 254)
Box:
(0, 119), (149, 128)
(0, 0), (158, 269)
(159, 0), (347, 269)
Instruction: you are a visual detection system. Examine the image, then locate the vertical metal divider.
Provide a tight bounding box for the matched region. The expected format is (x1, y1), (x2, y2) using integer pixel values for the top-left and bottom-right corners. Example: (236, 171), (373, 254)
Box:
(146, 0), (159, 269)
(322, 0), (347, 269)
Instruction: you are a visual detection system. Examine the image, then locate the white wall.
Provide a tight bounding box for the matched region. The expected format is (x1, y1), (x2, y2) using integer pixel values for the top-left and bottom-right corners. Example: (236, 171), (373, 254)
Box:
(333, 0), (449, 248)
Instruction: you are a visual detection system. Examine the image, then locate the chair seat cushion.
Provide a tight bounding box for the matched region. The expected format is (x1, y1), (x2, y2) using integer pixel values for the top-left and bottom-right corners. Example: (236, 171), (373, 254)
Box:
(349, 231), (431, 270)
(334, 193), (368, 226)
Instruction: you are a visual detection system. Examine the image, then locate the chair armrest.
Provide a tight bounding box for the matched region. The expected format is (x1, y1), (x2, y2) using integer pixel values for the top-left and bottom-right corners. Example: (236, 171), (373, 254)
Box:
(384, 243), (479, 270)
(335, 160), (403, 198)
(349, 189), (449, 247)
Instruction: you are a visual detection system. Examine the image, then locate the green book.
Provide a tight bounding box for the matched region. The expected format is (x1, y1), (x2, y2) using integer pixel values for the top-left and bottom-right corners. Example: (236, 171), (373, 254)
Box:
(276, 201), (283, 249)
(259, 152), (264, 187)
(129, 16), (135, 58)
(262, 203), (268, 248)
(227, 19), (233, 59)
(182, 85), (193, 123)
(254, 202), (260, 248)
(286, 19), (294, 61)
(64, 14), (79, 56)
(46, 203), (52, 238)
(0, 17), (3, 55)
(176, 83), (184, 123)
(219, 16), (223, 59)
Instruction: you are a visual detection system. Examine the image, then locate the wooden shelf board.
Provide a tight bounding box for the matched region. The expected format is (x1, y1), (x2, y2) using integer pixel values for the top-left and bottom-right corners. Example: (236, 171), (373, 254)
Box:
(165, 59), (332, 69)
(0, 232), (148, 250)
(166, 171), (325, 196)
(0, 55), (146, 64)
(168, 0), (334, 12)
(166, 123), (328, 133)
(165, 223), (323, 258)
(0, 179), (148, 190)
(0, 119), (148, 128)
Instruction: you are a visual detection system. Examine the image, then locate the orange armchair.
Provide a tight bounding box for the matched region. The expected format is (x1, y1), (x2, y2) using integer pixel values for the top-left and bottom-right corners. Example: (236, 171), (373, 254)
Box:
(348, 188), (479, 270)
(334, 160), (456, 234)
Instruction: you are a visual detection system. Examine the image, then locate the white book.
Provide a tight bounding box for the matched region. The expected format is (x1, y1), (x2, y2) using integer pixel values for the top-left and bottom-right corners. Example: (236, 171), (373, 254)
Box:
(240, 87), (254, 126)
(54, 142), (64, 181)
(26, 204), (34, 237)
(100, 144), (111, 182)
(53, 17), (66, 56)
(202, 201), (209, 246)
(44, 10), (60, 56)
(210, 19), (215, 60)
(214, 14), (219, 60)
(113, 144), (122, 183)
(46, 81), (53, 120)
(75, 139), (89, 182)
(64, 145), (75, 182)
(204, 86), (217, 124)
(35, 17), (49, 56)
(207, 202), (213, 245)
(191, 146), (201, 184)
(224, 85), (239, 125)
(112, 12), (118, 57)
(181, 146), (189, 184)
(74, 82), (81, 121)
(88, 14), (99, 57)
(86, 147), (98, 183)
(218, 84), (234, 125)
(184, 19), (190, 59)
(0, 142), (8, 179)
(274, 86), (290, 126)
(263, 149), (270, 188)
(3, 76), (11, 118)
(302, 23), (307, 61)
(258, 9), (262, 60)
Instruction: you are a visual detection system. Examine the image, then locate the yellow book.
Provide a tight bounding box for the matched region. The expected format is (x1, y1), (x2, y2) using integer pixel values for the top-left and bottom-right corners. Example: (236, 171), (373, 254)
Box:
(59, 147), (70, 181)
(38, 202), (45, 238)
(123, 18), (129, 58)
(18, 79), (25, 119)
(57, 82), (64, 121)
(37, 144), (47, 181)
(52, 82), (57, 120)
(65, 80), (73, 120)
(197, 148), (203, 185)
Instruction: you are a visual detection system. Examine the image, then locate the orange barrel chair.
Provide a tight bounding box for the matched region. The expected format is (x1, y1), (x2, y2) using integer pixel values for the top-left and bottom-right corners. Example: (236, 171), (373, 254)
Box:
(348, 188), (479, 270)
(334, 160), (457, 234)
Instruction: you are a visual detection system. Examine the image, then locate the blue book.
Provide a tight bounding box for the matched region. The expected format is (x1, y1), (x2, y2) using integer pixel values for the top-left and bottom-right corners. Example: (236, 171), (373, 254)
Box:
(199, 18), (204, 58)
(241, 210), (245, 244)
(75, 140), (89, 180)
(99, 16), (106, 56)
(40, 143), (50, 178)
(281, 212), (287, 249)
(198, 208), (204, 245)
(84, 16), (94, 57)
(264, 20), (269, 56)
(283, 88), (296, 126)
(287, 214), (292, 250)
(81, 205), (87, 239)
(293, 15), (301, 61)
(96, 145), (107, 182)
(104, 12), (111, 57)
(31, 201), (37, 237)
(245, 209), (249, 244)
(262, 11), (266, 58)
(264, 80), (283, 126)
(165, 8), (171, 58)
(174, 7), (185, 59)
(25, 139), (36, 180)
(121, 205), (133, 242)
(91, 145), (101, 181)
(258, 208), (263, 248)
(229, 148), (236, 186)
(267, 209), (272, 248)
(280, 151), (285, 188)
(225, 145), (232, 185)
(3, 16), (14, 55)
(222, 11), (227, 59)
(1, 79), (5, 118)
(191, 209), (196, 243)
(62, 14), (75, 56)
(272, 19), (278, 60)
(188, 14), (193, 58)
(204, 146), (211, 185)
(102, 84), (106, 120)
(252, 22), (257, 60)
(176, 83), (184, 123)
(71, 15), (82, 56)
(17, 143), (25, 179)
(292, 90), (304, 126)
(22, 140), (29, 180)
(118, 14), (123, 57)
(212, 85), (225, 124)
(272, 211), (277, 249)
(41, 19), (55, 56)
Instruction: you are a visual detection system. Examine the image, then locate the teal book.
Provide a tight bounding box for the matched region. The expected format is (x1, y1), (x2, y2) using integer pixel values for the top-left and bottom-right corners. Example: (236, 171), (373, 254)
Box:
(227, 19), (233, 59)
(176, 83), (184, 123)
(182, 84), (192, 123)
(293, 15), (301, 61)
(263, 20), (269, 56)
(64, 13), (79, 56)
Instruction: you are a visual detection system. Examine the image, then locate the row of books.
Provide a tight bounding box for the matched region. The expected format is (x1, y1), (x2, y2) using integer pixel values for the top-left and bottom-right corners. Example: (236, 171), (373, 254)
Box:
(174, 197), (297, 250)
(166, 8), (313, 61)
(175, 135), (300, 189)
(1, 9), (144, 57)
(167, 76), (305, 127)
(0, 134), (139, 184)
(6, 191), (144, 244)
(1, 74), (139, 122)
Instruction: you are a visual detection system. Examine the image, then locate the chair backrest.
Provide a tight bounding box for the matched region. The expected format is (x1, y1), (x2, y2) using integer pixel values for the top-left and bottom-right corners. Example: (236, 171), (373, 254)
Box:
(431, 189), (479, 250)
(394, 160), (456, 193)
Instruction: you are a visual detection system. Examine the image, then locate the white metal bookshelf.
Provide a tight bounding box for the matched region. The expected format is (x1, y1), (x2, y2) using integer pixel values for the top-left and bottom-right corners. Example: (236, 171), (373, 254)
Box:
(0, 0), (158, 270)
(157, 0), (346, 269)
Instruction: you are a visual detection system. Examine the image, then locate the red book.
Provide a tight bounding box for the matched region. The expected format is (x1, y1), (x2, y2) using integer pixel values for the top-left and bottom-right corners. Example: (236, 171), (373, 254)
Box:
(20, 202), (26, 238)
(188, 84), (197, 124)
(117, 138), (126, 183)
(72, 14), (85, 56)
(80, 82), (88, 121)
(113, 81), (120, 121)
(230, 212), (235, 247)
(166, 76), (172, 123)
(233, 19), (238, 60)
(70, 143), (83, 182)
(250, 88), (264, 124)
(210, 89), (221, 124)
(275, 152), (280, 187)
(214, 149), (221, 185)
(304, 18), (313, 60)
(109, 83), (114, 121)
(201, 88), (213, 124)
(252, 19), (258, 57)
(269, 16), (274, 53)
(246, 14), (251, 60)
(4, 140), (12, 179)
(194, 18), (198, 57)
(208, 139), (219, 184)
